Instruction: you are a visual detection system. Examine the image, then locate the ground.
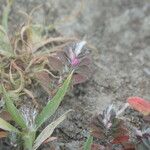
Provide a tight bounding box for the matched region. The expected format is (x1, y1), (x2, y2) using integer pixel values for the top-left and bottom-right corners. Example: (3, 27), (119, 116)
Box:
(0, 0), (150, 149)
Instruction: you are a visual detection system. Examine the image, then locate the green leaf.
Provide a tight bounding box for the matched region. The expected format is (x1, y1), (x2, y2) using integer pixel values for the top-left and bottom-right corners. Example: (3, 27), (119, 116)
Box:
(2, 86), (27, 129)
(136, 137), (150, 150)
(0, 49), (13, 57)
(2, 0), (13, 31)
(0, 0), (14, 57)
(33, 110), (72, 150)
(0, 85), (2, 94)
(22, 131), (36, 150)
(31, 25), (43, 43)
(0, 25), (13, 57)
(21, 24), (44, 52)
(83, 135), (93, 150)
(35, 71), (73, 129)
(0, 117), (19, 133)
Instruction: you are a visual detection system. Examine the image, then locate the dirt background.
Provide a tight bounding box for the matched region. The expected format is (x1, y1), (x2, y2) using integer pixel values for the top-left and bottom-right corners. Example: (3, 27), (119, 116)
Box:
(0, 0), (150, 149)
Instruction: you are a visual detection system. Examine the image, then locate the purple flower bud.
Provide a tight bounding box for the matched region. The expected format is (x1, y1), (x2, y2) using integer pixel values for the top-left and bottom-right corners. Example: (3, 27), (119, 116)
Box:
(71, 57), (80, 66)
(68, 47), (80, 67)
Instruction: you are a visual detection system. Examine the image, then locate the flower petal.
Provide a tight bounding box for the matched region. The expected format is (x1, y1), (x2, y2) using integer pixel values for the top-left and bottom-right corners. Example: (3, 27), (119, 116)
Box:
(75, 41), (86, 56)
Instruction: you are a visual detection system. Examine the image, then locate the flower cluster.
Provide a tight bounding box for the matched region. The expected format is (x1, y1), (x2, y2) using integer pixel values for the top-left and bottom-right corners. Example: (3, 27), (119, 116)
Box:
(48, 40), (92, 85)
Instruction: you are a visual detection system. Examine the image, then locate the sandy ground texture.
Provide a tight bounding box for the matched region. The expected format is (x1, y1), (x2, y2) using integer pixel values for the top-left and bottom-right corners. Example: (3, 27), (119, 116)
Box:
(0, 0), (150, 149)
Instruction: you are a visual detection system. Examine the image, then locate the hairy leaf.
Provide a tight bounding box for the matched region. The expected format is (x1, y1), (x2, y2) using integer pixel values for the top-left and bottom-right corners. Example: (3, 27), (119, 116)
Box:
(2, 86), (27, 129)
(35, 71), (52, 94)
(2, 0), (13, 31)
(0, 117), (19, 133)
(73, 74), (88, 84)
(48, 55), (64, 71)
(35, 71), (73, 128)
(83, 135), (93, 150)
(79, 56), (91, 66)
(0, 26), (13, 57)
(33, 110), (72, 150)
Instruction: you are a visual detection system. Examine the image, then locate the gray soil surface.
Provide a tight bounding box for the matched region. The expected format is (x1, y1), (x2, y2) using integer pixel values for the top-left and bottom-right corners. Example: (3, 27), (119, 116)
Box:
(0, 0), (150, 149)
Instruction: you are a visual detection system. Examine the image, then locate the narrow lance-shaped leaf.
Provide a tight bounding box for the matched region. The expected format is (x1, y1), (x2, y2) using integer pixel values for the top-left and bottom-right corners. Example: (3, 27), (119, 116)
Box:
(0, 49), (13, 57)
(0, 117), (19, 133)
(2, 86), (27, 129)
(0, 26), (13, 57)
(35, 71), (73, 129)
(0, 85), (2, 94)
(0, 0), (14, 57)
(83, 135), (93, 150)
(2, 0), (13, 31)
(33, 110), (72, 150)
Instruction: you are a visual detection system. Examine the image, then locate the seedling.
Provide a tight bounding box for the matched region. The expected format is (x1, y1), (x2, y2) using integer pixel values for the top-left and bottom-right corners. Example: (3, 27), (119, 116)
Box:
(0, 73), (73, 150)
(84, 97), (150, 150)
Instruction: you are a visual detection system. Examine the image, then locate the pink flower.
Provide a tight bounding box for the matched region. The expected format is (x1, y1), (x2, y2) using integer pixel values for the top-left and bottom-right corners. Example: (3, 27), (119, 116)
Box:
(68, 48), (80, 67)
(67, 41), (87, 67)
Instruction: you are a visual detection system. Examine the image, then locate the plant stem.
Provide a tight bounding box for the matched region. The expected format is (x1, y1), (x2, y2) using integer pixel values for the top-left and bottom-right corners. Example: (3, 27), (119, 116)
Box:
(23, 130), (36, 150)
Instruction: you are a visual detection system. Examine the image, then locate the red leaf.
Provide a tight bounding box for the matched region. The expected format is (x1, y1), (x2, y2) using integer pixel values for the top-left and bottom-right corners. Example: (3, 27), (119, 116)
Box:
(35, 71), (52, 95)
(75, 65), (91, 78)
(122, 143), (135, 150)
(113, 124), (129, 138)
(79, 56), (91, 66)
(112, 135), (129, 144)
(127, 97), (150, 116)
(73, 74), (88, 84)
(48, 56), (64, 71)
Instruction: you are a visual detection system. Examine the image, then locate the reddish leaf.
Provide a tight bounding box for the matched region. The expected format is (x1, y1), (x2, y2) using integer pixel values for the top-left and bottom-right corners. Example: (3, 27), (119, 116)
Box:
(0, 131), (8, 138)
(113, 123), (129, 138)
(43, 136), (57, 144)
(127, 97), (150, 116)
(48, 51), (68, 70)
(48, 56), (64, 71)
(143, 115), (150, 122)
(73, 74), (88, 84)
(0, 111), (12, 121)
(79, 56), (91, 66)
(91, 126), (105, 139)
(35, 71), (52, 94)
(122, 143), (135, 150)
(112, 135), (129, 144)
(90, 115), (105, 139)
(91, 144), (106, 150)
(75, 65), (91, 78)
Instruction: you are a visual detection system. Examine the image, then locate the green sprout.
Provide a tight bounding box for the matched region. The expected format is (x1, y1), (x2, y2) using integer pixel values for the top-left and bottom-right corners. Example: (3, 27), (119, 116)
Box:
(1, 72), (73, 150)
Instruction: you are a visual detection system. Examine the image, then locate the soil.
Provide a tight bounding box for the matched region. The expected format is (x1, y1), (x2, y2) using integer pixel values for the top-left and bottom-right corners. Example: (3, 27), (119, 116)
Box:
(0, 0), (150, 149)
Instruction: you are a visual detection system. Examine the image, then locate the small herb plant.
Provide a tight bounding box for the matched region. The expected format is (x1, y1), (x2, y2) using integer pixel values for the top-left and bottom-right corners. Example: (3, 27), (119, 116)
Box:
(0, 1), (91, 149)
(84, 97), (150, 150)
(1, 73), (72, 150)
